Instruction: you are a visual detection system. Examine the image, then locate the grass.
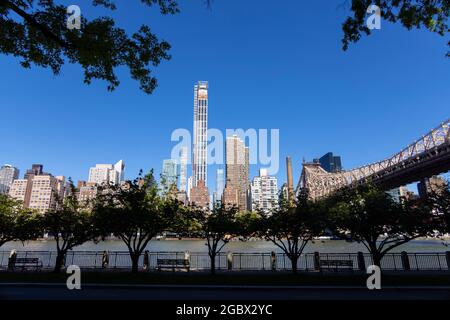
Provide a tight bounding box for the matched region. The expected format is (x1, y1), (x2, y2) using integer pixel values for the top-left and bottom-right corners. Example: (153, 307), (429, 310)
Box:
(1, 270), (450, 287)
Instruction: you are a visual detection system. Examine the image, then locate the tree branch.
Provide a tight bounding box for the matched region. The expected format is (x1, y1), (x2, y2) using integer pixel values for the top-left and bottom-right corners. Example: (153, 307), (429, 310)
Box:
(1, 0), (71, 49)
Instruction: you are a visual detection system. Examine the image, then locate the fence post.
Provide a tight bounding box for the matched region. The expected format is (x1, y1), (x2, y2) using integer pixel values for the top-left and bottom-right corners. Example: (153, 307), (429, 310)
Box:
(227, 252), (233, 270)
(313, 252), (320, 271)
(401, 251), (410, 271)
(446, 252), (450, 271)
(271, 251), (277, 271)
(357, 252), (366, 271)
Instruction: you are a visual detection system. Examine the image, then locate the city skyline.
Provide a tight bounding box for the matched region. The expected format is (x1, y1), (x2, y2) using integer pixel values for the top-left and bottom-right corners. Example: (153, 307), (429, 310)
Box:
(0, 1), (448, 194)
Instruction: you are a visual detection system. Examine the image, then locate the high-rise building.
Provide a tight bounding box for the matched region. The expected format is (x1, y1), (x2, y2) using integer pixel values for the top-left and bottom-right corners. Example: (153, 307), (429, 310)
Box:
(9, 179), (32, 205)
(0, 164), (19, 194)
(281, 183), (289, 201)
(418, 176), (447, 198)
(223, 135), (250, 211)
(78, 181), (98, 204)
(315, 152), (342, 173)
(23, 164), (47, 180)
(179, 146), (188, 192)
(88, 160), (125, 186)
(114, 160), (125, 183)
(9, 163), (47, 205)
(10, 173), (66, 213)
(189, 180), (210, 210)
(187, 176), (193, 201)
(162, 159), (178, 193)
(387, 186), (409, 203)
(250, 169), (278, 212)
(27, 175), (66, 213)
(213, 168), (225, 205)
(192, 81), (208, 187)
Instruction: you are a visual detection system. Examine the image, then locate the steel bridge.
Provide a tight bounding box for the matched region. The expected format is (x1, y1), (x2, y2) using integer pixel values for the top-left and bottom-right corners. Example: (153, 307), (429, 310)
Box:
(297, 119), (450, 200)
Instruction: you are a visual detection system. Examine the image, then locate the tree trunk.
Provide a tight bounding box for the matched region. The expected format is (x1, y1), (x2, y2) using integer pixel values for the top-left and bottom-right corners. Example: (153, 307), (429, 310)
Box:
(210, 253), (216, 275)
(131, 252), (140, 273)
(371, 251), (382, 269)
(290, 255), (298, 274)
(53, 251), (66, 273)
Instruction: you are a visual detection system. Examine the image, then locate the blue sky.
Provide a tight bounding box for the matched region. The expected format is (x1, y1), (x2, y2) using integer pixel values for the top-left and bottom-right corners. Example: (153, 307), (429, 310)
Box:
(0, 0), (449, 193)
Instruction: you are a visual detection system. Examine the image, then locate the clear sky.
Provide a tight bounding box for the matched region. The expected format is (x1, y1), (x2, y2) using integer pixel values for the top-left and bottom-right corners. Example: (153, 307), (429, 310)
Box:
(0, 0), (449, 192)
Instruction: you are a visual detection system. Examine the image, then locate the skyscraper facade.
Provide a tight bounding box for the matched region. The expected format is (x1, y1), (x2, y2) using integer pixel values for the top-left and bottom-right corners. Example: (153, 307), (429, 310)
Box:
(9, 179), (32, 205)
(114, 160), (125, 183)
(187, 176), (193, 200)
(162, 159), (178, 191)
(223, 135), (249, 211)
(24, 164), (46, 180)
(27, 175), (66, 213)
(250, 169), (278, 212)
(213, 168), (225, 205)
(316, 152), (342, 173)
(0, 164), (19, 194)
(88, 160), (125, 185)
(9, 166), (66, 213)
(179, 146), (188, 192)
(189, 180), (210, 210)
(418, 175), (446, 198)
(192, 81), (208, 187)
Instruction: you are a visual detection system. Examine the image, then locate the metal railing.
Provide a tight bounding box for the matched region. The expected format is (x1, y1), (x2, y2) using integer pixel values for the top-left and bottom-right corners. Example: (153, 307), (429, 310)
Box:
(1, 250), (449, 271)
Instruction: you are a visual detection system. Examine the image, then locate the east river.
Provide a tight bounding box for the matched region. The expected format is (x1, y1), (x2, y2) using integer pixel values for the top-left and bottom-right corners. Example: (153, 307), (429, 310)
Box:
(2, 238), (449, 253)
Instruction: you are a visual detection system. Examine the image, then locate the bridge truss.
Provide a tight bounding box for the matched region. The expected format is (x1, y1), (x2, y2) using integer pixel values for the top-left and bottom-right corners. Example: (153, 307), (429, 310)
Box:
(297, 119), (450, 200)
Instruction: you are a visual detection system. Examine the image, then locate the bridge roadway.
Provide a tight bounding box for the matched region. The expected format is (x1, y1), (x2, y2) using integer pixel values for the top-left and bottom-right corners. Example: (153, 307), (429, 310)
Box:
(360, 141), (450, 190)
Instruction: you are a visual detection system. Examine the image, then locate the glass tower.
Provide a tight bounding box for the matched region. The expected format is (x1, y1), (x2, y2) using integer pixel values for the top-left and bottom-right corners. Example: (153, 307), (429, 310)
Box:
(193, 81), (208, 187)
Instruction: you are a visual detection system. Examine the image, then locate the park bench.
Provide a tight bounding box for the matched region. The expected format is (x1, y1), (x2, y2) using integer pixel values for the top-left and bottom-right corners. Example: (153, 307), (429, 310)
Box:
(11, 258), (43, 271)
(157, 258), (190, 272)
(319, 259), (353, 272)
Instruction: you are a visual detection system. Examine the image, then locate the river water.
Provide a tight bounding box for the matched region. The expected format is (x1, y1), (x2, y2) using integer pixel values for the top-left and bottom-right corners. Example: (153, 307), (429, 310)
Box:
(2, 239), (449, 253)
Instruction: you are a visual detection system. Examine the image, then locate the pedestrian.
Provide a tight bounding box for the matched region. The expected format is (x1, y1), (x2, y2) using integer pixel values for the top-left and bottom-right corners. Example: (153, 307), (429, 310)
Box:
(102, 250), (109, 269)
(143, 250), (150, 271)
(7, 249), (17, 271)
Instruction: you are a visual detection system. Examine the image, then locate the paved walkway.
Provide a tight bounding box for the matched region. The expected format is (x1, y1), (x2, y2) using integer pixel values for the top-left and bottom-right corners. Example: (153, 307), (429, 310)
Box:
(1, 283), (450, 300)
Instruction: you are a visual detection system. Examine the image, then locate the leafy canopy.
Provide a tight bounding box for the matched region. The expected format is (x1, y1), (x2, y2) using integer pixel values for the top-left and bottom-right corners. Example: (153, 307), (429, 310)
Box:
(0, 0), (179, 93)
(0, 194), (40, 247)
(341, 0), (449, 56)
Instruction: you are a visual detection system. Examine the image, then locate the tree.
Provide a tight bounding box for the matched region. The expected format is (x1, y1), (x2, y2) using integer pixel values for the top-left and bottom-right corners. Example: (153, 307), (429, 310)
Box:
(0, 194), (40, 248)
(426, 181), (450, 234)
(0, 0), (179, 93)
(194, 203), (245, 275)
(41, 182), (98, 273)
(330, 185), (439, 268)
(93, 170), (180, 273)
(257, 191), (327, 274)
(341, 0), (449, 56)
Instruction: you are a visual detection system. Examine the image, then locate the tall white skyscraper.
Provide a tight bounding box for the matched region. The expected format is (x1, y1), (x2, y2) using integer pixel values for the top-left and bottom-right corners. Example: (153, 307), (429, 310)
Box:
(88, 160), (125, 185)
(250, 169), (278, 213)
(0, 164), (19, 194)
(187, 176), (193, 200)
(179, 146), (188, 192)
(114, 160), (125, 183)
(192, 81), (208, 187)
